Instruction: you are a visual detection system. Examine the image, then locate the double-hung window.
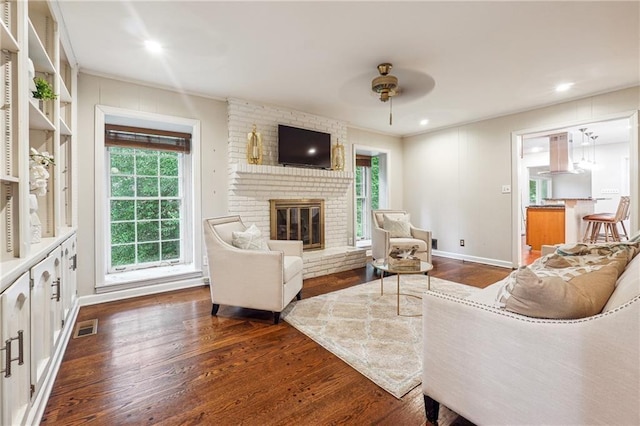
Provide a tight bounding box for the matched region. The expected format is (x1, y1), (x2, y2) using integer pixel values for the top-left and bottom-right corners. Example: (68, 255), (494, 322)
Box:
(355, 155), (379, 241)
(105, 125), (190, 273)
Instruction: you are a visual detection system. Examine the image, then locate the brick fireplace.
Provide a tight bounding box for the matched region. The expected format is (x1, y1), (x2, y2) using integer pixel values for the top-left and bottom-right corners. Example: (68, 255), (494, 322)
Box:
(226, 98), (367, 278)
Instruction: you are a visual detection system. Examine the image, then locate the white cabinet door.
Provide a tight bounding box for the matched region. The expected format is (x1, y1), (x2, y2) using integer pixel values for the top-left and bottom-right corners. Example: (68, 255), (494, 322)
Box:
(61, 235), (78, 320)
(30, 250), (61, 394)
(0, 272), (31, 426)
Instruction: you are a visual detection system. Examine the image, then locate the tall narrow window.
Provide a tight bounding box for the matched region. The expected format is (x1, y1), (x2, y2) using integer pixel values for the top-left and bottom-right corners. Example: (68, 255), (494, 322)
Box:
(106, 125), (190, 272)
(355, 155), (379, 241)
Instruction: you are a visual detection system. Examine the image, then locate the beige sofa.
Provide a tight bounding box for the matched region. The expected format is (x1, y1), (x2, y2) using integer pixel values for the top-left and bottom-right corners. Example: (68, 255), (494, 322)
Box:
(422, 241), (640, 425)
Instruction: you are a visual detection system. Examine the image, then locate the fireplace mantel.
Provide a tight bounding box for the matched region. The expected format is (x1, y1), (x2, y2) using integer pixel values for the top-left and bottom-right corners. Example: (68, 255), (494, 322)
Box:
(230, 163), (353, 196)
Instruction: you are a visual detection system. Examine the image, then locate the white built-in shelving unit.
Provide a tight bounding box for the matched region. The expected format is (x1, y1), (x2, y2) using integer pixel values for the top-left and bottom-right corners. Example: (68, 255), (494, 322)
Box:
(1, 0), (78, 424)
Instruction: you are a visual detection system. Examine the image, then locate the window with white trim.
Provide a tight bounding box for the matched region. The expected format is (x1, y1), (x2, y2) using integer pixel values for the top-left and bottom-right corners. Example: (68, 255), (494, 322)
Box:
(355, 155), (379, 241)
(94, 106), (202, 292)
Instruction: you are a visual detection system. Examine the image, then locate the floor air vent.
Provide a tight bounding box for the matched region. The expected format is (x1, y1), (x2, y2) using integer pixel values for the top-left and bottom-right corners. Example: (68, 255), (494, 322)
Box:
(73, 319), (98, 338)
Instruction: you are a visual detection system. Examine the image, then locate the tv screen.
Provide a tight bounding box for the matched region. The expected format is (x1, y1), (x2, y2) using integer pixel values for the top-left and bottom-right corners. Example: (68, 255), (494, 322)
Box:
(278, 125), (331, 169)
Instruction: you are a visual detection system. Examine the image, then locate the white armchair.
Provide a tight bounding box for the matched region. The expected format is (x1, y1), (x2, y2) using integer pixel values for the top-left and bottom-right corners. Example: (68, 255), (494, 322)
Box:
(203, 215), (304, 324)
(371, 209), (432, 263)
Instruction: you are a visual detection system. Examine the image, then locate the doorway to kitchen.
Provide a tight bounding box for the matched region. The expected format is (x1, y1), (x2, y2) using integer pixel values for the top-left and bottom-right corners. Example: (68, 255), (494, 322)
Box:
(512, 112), (638, 267)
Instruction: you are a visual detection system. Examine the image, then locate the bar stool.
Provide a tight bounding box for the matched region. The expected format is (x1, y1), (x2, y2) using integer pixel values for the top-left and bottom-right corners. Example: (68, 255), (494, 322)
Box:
(582, 196), (630, 243)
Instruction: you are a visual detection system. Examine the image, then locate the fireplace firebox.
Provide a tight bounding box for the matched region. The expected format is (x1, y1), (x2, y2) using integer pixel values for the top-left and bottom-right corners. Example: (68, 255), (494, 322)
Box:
(270, 199), (324, 250)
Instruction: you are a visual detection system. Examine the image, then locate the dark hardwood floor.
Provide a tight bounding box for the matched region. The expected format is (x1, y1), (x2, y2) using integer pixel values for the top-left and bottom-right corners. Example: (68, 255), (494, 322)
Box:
(42, 256), (511, 426)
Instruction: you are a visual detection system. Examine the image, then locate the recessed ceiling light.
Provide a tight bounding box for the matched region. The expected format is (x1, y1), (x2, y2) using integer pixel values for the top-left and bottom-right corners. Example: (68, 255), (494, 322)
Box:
(144, 40), (162, 53)
(555, 82), (574, 92)
(420, 119), (429, 126)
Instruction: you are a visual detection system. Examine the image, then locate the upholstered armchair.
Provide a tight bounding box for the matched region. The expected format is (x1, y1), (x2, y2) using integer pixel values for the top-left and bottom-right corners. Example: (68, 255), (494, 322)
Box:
(371, 209), (432, 263)
(203, 215), (304, 324)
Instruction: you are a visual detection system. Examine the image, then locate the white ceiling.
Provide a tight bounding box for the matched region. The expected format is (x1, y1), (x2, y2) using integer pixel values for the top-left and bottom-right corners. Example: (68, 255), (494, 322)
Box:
(56, 1), (640, 137)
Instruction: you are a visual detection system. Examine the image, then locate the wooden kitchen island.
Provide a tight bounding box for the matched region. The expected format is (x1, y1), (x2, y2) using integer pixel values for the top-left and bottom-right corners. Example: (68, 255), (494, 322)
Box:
(526, 198), (598, 250)
(526, 206), (565, 250)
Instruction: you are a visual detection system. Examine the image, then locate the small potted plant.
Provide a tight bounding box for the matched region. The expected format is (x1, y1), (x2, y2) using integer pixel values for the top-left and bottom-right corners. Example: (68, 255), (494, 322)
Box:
(32, 77), (57, 110)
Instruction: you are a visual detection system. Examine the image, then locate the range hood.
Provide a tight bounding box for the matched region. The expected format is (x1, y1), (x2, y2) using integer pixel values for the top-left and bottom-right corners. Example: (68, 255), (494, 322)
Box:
(538, 132), (582, 175)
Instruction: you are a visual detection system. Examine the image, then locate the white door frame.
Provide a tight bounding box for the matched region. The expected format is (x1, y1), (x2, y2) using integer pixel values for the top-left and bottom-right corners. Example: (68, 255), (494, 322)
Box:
(510, 110), (639, 267)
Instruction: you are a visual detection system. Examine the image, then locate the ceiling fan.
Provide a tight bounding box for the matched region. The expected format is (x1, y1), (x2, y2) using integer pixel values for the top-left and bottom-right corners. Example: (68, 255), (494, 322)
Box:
(371, 63), (399, 125)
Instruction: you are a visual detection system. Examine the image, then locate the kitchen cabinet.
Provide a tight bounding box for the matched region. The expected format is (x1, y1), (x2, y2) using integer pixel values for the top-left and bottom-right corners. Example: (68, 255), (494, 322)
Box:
(526, 206), (565, 250)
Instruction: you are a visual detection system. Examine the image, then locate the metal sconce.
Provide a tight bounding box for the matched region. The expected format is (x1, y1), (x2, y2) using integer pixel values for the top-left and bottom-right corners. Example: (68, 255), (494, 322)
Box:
(247, 124), (263, 165)
(332, 139), (345, 171)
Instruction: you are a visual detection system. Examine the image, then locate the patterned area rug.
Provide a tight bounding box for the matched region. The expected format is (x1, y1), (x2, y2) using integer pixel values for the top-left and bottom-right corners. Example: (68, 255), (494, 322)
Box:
(281, 275), (480, 399)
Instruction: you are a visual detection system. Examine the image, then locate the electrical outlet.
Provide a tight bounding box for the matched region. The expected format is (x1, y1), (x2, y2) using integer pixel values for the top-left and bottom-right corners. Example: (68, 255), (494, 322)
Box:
(501, 185), (511, 194)
(203, 255), (208, 266)
(348, 237), (353, 245)
(459, 239), (465, 247)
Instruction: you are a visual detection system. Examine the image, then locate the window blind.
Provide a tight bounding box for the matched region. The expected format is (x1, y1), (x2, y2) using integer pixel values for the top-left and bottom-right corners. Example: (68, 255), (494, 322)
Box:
(105, 124), (191, 153)
(356, 154), (372, 167)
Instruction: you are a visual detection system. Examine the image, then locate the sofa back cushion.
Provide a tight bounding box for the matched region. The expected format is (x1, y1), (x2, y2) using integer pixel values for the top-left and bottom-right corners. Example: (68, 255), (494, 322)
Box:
(602, 254), (640, 312)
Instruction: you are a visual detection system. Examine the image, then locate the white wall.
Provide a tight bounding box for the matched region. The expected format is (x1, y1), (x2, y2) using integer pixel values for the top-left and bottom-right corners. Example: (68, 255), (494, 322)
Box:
(76, 73), (228, 296)
(591, 142), (630, 213)
(403, 86), (640, 266)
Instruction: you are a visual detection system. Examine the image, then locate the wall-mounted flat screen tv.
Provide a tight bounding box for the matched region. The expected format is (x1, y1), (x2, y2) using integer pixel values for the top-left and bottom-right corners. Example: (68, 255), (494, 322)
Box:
(278, 124), (331, 169)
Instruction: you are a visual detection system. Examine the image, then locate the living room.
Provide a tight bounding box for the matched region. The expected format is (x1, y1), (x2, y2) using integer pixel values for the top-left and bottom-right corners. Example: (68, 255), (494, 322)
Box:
(1, 1), (639, 425)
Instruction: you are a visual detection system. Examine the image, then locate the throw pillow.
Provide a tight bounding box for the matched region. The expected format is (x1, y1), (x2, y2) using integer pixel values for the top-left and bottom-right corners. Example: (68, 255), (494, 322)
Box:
(497, 265), (618, 319)
(383, 214), (412, 238)
(231, 224), (269, 251)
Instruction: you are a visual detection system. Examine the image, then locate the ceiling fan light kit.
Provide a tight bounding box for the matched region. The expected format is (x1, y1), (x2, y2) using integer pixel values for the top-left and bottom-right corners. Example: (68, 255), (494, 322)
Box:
(372, 62), (399, 125)
(371, 63), (398, 102)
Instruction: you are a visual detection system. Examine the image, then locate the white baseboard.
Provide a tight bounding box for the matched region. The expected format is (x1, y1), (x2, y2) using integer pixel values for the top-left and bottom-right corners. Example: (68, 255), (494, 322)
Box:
(79, 277), (207, 307)
(432, 250), (515, 269)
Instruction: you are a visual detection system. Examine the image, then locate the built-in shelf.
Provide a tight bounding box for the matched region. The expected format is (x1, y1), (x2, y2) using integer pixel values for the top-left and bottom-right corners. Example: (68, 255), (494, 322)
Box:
(1, 227), (76, 292)
(29, 98), (55, 130)
(1, 21), (19, 52)
(59, 118), (71, 135)
(0, 175), (20, 183)
(28, 19), (55, 73)
(59, 76), (71, 103)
